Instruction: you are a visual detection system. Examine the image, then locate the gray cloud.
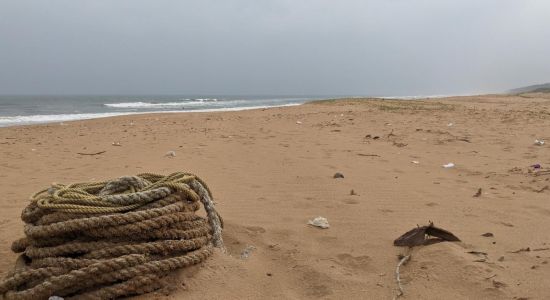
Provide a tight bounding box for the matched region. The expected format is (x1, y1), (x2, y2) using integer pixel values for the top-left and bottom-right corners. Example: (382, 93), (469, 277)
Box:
(1, 0), (549, 96)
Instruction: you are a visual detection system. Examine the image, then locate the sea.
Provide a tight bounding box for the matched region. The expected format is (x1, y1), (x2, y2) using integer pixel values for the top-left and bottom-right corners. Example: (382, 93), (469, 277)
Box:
(0, 95), (331, 127)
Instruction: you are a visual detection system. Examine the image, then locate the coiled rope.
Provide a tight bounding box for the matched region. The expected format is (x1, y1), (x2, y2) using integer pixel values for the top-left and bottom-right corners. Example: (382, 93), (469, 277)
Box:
(1, 172), (224, 300)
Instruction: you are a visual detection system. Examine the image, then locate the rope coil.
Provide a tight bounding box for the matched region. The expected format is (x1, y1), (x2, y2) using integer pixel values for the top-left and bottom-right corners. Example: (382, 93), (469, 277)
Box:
(1, 172), (223, 300)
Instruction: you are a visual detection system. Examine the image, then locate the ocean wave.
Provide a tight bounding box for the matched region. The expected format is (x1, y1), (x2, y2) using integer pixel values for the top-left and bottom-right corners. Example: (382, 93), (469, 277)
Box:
(0, 103), (302, 127)
(0, 112), (137, 127)
(104, 98), (220, 108)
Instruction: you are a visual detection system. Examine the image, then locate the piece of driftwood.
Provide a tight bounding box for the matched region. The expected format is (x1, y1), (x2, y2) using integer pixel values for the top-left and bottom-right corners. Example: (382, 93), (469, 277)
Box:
(77, 151), (106, 156)
(394, 222), (460, 247)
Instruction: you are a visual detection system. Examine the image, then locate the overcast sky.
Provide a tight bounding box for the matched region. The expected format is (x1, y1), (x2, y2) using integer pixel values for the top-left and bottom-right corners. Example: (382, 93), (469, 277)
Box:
(1, 0), (549, 96)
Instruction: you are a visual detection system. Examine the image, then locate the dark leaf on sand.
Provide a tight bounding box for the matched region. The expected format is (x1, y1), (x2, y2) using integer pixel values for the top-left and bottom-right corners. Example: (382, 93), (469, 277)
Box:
(425, 225), (460, 242)
(393, 226), (427, 247)
(394, 222), (460, 247)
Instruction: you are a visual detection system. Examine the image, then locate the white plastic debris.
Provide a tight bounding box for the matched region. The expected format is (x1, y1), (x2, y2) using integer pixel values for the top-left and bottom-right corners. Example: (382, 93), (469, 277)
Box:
(165, 151), (176, 157)
(308, 216), (330, 229)
(447, 122), (454, 127)
(240, 245), (256, 259)
(411, 160), (420, 164)
(442, 163), (455, 168)
(296, 121), (302, 124)
(535, 139), (545, 146)
(112, 141), (121, 146)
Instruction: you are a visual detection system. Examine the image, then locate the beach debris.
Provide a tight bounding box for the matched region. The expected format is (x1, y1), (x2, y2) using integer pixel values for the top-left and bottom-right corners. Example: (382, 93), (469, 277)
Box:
(365, 134), (380, 140)
(447, 122), (454, 127)
(333, 172), (344, 179)
(536, 185), (549, 193)
(350, 189), (357, 195)
(509, 247), (530, 253)
(442, 162), (455, 168)
(296, 121), (302, 124)
(481, 232), (494, 237)
(473, 188), (482, 197)
(393, 142), (407, 148)
(308, 216), (330, 229)
(77, 151), (106, 156)
(534, 139), (545, 146)
(394, 222), (460, 247)
(492, 280), (507, 288)
(394, 254), (411, 299)
(112, 141), (121, 146)
(357, 153), (380, 157)
(531, 163), (542, 169)
(165, 151), (176, 157)
(411, 161), (420, 164)
(240, 245), (256, 259)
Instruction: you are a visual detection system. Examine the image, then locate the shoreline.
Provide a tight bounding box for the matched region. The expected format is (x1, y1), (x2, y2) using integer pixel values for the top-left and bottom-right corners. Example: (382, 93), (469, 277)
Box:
(0, 94), (492, 128)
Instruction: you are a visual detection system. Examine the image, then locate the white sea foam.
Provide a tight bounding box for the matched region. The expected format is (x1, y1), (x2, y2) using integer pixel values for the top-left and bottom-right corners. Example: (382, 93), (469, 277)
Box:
(0, 103), (301, 127)
(104, 99), (221, 108)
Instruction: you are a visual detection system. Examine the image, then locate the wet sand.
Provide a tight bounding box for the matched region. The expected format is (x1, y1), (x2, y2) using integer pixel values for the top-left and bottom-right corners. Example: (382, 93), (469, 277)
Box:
(1, 94), (550, 299)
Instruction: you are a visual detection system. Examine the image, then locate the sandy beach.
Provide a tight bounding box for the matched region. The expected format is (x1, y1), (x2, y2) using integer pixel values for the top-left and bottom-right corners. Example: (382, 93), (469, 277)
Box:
(1, 94), (550, 299)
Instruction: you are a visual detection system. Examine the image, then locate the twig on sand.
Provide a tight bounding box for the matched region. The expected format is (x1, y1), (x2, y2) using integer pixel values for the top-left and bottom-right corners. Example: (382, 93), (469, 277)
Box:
(77, 151), (106, 156)
(394, 254), (411, 299)
(357, 153), (380, 157)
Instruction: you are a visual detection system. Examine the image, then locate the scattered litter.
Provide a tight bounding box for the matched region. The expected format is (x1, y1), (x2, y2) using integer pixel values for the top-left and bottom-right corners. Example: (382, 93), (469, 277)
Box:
(509, 247), (530, 253)
(531, 163), (542, 169)
(393, 142), (407, 148)
(442, 163), (455, 168)
(333, 172), (344, 179)
(240, 245), (256, 259)
(394, 222), (460, 247)
(365, 134), (381, 140)
(112, 141), (121, 146)
(481, 232), (494, 237)
(467, 250), (488, 256)
(536, 185), (549, 193)
(308, 216), (330, 229)
(492, 280), (507, 288)
(77, 151), (106, 156)
(535, 139), (545, 146)
(165, 151), (176, 157)
(296, 121), (302, 124)
(447, 122), (454, 127)
(473, 188), (482, 197)
(411, 161), (420, 164)
(358, 153), (380, 157)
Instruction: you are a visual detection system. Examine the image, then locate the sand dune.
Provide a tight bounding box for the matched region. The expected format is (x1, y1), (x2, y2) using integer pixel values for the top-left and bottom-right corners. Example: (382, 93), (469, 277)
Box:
(1, 94), (550, 299)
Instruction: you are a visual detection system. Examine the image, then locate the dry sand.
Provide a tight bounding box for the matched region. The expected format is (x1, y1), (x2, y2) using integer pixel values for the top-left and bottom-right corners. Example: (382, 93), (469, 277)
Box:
(1, 94), (550, 299)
